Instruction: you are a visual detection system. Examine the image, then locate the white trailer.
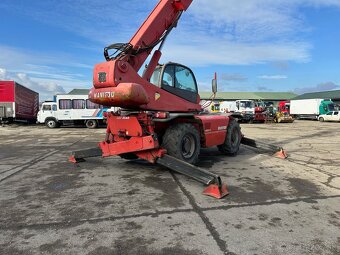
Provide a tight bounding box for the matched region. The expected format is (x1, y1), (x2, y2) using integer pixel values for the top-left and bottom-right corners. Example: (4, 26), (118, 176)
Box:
(37, 94), (116, 128)
(290, 98), (334, 119)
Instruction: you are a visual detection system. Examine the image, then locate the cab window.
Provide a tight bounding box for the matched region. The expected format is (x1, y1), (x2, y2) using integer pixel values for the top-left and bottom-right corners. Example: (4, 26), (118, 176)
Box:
(327, 112), (332, 115)
(175, 66), (197, 92)
(42, 105), (51, 111)
(52, 104), (57, 111)
(334, 111), (338, 115)
(150, 67), (161, 86)
(160, 64), (198, 103)
(162, 65), (174, 87)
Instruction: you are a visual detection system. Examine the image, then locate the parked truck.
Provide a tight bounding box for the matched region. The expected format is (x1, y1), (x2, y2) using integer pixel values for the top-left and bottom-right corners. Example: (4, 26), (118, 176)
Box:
(278, 101), (290, 114)
(219, 100), (255, 122)
(37, 94), (115, 128)
(0, 81), (39, 123)
(290, 98), (335, 120)
(274, 100), (294, 123)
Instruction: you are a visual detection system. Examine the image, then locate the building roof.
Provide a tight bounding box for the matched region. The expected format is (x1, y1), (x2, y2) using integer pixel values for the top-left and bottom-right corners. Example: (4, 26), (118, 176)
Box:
(68, 89), (90, 95)
(199, 91), (297, 100)
(293, 90), (340, 100)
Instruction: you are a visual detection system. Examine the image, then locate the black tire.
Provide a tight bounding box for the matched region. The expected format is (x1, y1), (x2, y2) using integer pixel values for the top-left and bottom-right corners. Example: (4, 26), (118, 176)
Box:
(45, 118), (58, 128)
(119, 153), (138, 160)
(86, 119), (98, 129)
(319, 117), (324, 122)
(162, 123), (200, 164)
(218, 118), (241, 156)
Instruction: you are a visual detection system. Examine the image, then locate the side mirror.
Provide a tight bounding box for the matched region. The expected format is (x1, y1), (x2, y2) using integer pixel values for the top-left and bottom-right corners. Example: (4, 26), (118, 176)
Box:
(212, 72), (217, 94)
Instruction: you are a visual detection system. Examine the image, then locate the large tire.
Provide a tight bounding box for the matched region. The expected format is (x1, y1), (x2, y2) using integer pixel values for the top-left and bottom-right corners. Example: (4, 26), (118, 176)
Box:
(218, 118), (241, 156)
(86, 119), (98, 129)
(45, 118), (59, 128)
(162, 123), (200, 164)
(319, 117), (324, 122)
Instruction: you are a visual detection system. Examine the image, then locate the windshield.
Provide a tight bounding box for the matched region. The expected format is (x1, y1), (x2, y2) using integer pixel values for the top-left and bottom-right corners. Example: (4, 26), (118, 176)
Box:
(240, 101), (255, 108)
(150, 67), (162, 86)
(328, 104), (335, 111)
(255, 102), (265, 107)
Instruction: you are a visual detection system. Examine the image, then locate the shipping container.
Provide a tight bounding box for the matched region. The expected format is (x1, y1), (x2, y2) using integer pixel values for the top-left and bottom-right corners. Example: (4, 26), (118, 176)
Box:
(0, 81), (39, 122)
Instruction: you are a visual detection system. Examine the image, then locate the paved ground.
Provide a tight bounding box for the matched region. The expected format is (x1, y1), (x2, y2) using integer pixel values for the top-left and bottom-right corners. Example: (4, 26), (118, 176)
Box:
(0, 120), (339, 255)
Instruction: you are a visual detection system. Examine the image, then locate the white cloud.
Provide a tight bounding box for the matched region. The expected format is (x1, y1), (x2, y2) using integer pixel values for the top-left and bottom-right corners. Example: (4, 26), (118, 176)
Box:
(258, 75), (288, 80)
(221, 73), (248, 82)
(294, 81), (340, 94)
(0, 45), (92, 98)
(162, 38), (310, 66)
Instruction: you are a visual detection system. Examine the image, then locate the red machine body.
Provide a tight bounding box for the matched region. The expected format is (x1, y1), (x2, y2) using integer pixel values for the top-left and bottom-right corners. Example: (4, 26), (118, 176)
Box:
(87, 0), (241, 167)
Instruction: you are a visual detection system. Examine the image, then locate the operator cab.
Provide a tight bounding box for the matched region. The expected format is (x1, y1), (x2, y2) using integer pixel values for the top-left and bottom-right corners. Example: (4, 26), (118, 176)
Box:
(149, 62), (198, 103)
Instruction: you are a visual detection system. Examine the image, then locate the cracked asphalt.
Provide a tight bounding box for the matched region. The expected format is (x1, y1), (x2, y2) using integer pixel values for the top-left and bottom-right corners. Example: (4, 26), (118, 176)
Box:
(0, 120), (339, 255)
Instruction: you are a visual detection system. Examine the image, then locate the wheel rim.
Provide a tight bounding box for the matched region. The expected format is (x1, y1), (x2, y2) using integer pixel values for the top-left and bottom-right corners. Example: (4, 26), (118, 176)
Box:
(181, 134), (195, 159)
(47, 121), (54, 127)
(88, 121), (94, 127)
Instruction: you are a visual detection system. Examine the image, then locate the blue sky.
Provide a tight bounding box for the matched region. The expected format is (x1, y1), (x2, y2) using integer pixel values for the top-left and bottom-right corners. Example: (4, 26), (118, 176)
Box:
(1, 0), (340, 100)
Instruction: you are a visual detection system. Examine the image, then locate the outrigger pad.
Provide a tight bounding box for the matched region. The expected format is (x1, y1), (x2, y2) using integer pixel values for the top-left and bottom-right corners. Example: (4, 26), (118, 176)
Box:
(203, 183), (229, 199)
(69, 155), (77, 163)
(68, 155), (85, 163)
(273, 149), (288, 159)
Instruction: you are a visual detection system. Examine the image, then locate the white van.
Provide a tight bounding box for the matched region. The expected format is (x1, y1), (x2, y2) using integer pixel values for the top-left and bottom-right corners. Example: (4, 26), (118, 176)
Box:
(37, 94), (115, 128)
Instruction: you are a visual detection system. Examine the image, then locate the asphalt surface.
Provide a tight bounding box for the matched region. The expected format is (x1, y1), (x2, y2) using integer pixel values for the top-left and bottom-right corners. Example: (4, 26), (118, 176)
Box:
(0, 120), (339, 255)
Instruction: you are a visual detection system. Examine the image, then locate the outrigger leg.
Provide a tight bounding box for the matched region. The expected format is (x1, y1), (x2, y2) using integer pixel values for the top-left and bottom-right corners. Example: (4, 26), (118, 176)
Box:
(241, 137), (288, 159)
(157, 155), (229, 199)
(69, 148), (229, 199)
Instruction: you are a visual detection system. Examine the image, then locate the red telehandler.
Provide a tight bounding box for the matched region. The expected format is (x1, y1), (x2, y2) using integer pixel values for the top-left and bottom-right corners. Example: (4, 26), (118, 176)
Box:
(70, 0), (286, 198)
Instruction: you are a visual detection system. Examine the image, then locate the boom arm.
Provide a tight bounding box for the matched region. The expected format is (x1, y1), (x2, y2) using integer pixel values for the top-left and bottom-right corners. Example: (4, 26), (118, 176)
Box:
(104, 0), (192, 72)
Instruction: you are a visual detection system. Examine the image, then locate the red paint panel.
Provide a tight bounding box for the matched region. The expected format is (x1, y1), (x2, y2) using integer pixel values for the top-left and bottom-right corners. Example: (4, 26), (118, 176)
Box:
(14, 83), (39, 119)
(195, 114), (229, 147)
(106, 114), (143, 137)
(0, 81), (15, 102)
(90, 83), (149, 108)
(99, 136), (158, 157)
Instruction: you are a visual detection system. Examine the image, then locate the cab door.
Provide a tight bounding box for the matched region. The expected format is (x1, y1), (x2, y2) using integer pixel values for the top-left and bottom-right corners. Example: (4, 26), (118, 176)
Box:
(324, 111), (333, 121)
(331, 111), (339, 121)
(160, 63), (199, 103)
(39, 103), (57, 122)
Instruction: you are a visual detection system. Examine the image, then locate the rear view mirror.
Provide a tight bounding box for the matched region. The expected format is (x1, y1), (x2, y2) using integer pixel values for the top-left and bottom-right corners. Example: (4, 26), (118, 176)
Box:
(212, 72), (217, 94)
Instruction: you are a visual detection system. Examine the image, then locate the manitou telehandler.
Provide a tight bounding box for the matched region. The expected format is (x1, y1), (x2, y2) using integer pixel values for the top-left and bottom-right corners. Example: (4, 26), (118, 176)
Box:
(70, 0), (286, 198)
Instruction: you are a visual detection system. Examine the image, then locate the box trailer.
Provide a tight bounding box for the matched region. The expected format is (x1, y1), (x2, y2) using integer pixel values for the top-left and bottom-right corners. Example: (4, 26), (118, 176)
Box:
(0, 81), (39, 123)
(37, 94), (117, 128)
(290, 98), (334, 119)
